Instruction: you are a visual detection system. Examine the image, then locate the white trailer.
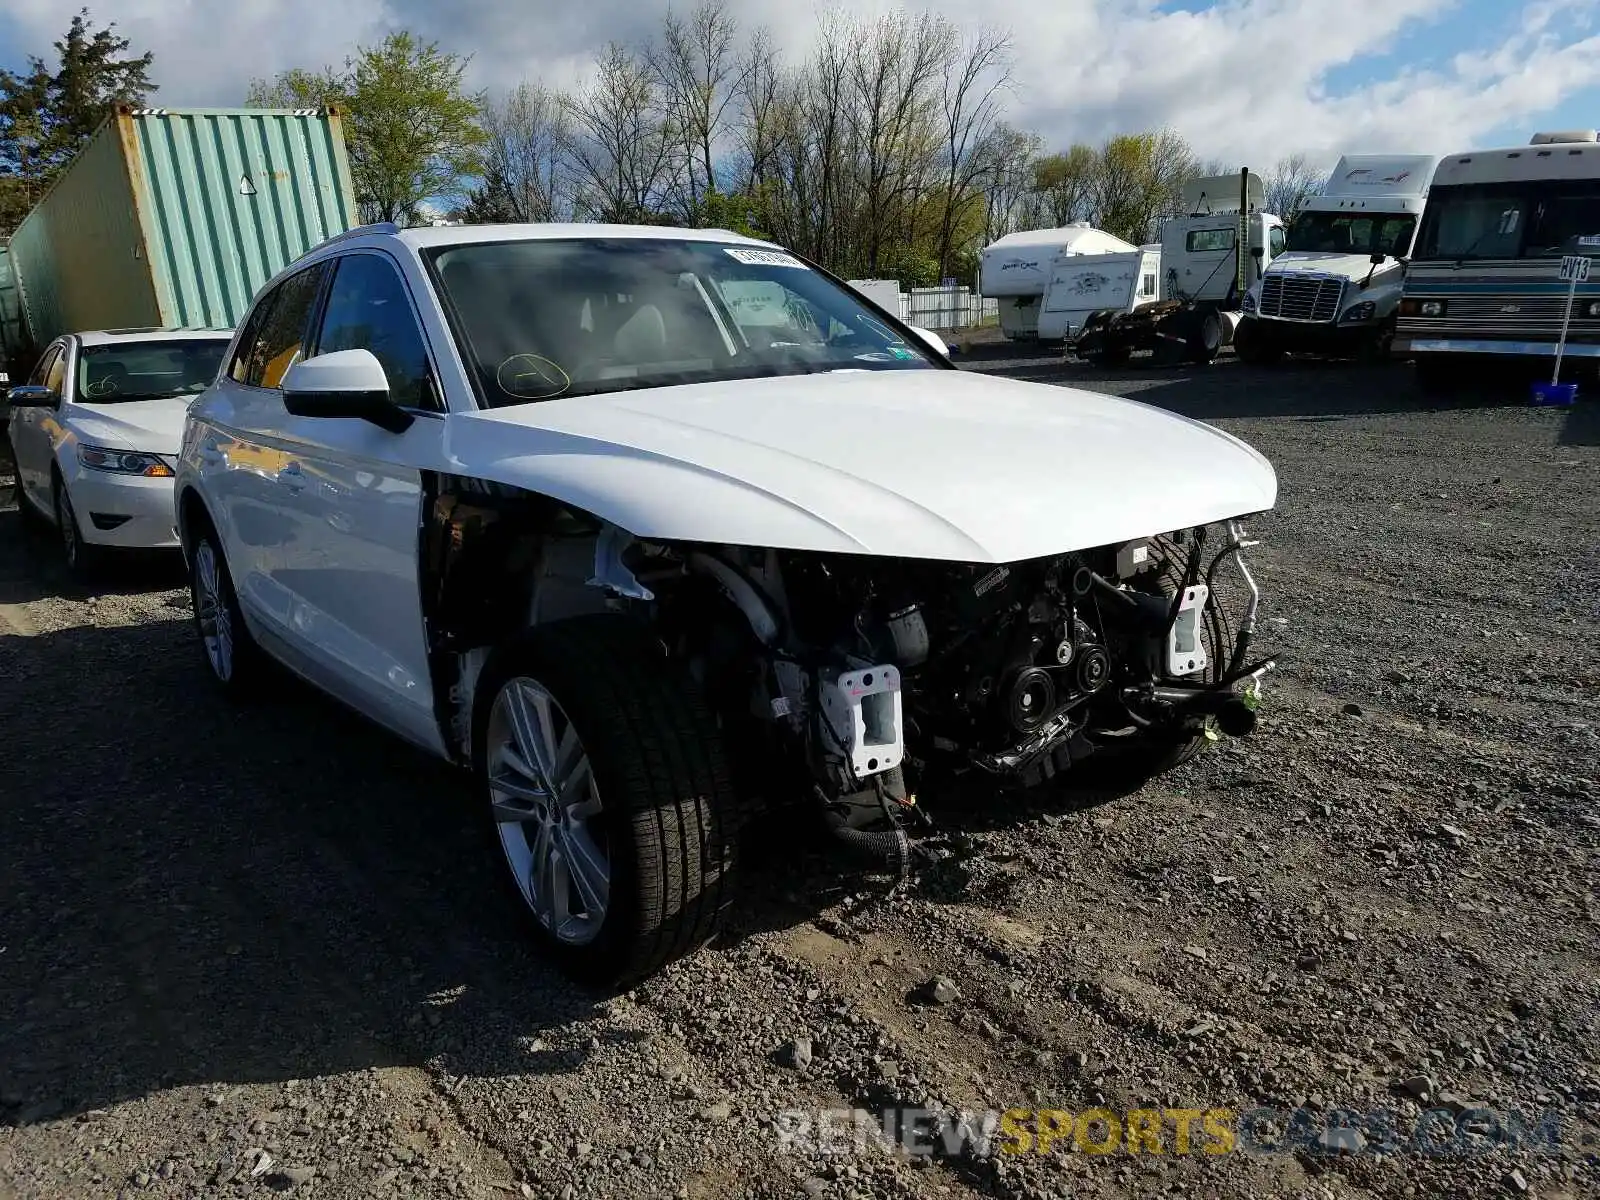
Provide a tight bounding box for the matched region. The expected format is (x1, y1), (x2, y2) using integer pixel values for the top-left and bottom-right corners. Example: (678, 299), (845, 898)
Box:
(1037, 247), (1163, 341)
(979, 223), (1138, 340)
(1236, 153), (1441, 362)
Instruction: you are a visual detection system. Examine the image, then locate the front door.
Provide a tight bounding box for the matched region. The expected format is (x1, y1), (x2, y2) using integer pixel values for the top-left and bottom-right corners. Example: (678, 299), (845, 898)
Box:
(11, 342), (66, 509)
(264, 249), (449, 754)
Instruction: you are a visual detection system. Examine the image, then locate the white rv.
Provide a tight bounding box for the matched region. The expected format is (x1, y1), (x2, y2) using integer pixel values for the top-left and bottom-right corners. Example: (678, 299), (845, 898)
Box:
(1236, 153), (1442, 361)
(1037, 247), (1163, 342)
(979, 224), (1139, 340)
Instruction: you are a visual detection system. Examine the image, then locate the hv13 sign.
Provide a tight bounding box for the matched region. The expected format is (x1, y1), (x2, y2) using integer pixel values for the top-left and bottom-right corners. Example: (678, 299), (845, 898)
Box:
(1558, 254), (1591, 282)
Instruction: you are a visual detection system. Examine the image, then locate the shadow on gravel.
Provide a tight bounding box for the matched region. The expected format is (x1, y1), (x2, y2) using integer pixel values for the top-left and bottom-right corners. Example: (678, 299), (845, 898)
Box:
(0, 507), (188, 605)
(0, 614), (644, 1126)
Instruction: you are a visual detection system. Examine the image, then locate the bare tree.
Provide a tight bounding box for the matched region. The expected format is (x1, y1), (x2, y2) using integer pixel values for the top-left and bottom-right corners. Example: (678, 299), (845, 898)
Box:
(731, 26), (783, 196)
(479, 82), (571, 222)
(1092, 127), (1197, 242)
(977, 123), (1043, 242)
(650, 0), (742, 218)
(1032, 144), (1097, 226)
(1263, 152), (1327, 220)
(564, 42), (674, 222)
(932, 25), (1011, 276)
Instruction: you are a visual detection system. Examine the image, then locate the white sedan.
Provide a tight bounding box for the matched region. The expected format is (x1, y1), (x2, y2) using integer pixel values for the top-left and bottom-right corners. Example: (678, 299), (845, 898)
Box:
(176, 222), (1277, 985)
(6, 328), (234, 575)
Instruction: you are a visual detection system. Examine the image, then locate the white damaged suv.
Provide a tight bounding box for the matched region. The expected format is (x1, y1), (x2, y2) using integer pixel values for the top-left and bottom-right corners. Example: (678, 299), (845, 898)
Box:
(175, 222), (1278, 985)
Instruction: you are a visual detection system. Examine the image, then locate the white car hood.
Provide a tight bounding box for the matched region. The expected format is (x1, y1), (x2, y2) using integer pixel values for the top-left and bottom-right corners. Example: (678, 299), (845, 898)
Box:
(1266, 251), (1386, 282)
(448, 369), (1277, 563)
(71, 398), (191, 455)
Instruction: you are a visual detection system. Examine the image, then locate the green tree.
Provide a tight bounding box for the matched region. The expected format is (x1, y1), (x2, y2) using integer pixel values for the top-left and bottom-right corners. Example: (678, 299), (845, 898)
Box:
(0, 7), (155, 233)
(248, 33), (487, 225)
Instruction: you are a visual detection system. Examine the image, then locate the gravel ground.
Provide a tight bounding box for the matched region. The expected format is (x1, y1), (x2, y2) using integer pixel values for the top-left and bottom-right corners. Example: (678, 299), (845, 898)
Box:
(1, 350), (1597, 1200)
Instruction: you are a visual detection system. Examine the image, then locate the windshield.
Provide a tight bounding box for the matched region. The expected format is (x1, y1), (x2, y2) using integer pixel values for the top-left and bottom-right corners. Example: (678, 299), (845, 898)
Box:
(423, 237), (939, 407)
(77, 339), (230, 403)
(1285, 211), (1417, 257)
(1414, 182), (1600, 260)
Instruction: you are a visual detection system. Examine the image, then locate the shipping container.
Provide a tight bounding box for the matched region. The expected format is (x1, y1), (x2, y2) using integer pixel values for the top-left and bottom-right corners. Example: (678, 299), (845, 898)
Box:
(0, 241), (24, 381)
(8, 105), (358, 352)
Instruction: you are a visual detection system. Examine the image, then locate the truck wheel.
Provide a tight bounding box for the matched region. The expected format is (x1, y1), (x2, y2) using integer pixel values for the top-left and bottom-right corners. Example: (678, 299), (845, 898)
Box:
(1232, 319), (1282, 365)
(1189, 312), (1225, 363)
(1359, 320), (1396, 363)
(475, 614), (744, 988)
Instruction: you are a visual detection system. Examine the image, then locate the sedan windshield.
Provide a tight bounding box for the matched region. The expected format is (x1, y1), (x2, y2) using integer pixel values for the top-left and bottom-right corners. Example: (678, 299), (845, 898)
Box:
(77, 339), (230, 403)
(423, 237), (938, 407)
(1285, 212), (1417, 257)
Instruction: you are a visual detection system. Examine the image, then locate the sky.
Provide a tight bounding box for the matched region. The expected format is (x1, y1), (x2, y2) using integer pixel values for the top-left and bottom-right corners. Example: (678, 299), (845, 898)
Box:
(2, 0), (1599, 172)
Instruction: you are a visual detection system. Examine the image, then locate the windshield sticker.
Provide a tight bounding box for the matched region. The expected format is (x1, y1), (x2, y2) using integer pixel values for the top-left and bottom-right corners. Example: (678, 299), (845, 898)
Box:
(724, 247), (807, 269)
(887, 345), (917, 359)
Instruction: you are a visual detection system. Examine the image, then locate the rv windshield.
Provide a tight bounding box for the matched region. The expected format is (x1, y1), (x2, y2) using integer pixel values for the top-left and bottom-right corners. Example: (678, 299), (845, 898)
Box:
(1413, 181), (1600, 260)
(1285, 212), (1417, 257)
(424, 237), (939, 408)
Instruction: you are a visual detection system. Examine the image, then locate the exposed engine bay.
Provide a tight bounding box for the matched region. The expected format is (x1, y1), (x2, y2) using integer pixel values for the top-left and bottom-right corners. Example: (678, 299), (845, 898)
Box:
(422, 481), (1274, 867)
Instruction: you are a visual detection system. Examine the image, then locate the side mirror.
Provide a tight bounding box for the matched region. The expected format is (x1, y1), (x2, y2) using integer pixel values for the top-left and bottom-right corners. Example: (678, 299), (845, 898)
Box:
(906, 324), (950, 358)
(280, 349), (413, 433)
(1250, 246), (1264, 258)
(6, 384), (57, 408)
(1370, 251), (1387, 266)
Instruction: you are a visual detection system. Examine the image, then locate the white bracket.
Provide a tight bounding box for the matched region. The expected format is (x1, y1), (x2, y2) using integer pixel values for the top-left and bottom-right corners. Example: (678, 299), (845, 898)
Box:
(1166, 583), (1210, 677)
(820, 664), (904, 778)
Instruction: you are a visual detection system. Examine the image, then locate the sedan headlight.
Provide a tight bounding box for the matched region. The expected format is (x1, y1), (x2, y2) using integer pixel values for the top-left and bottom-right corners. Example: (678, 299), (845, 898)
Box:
(1340, 301), (1377, 323)
(77, 444), (174, 477)
(1585, 300), (1600, 318)
(1421, 300), (1445, 317)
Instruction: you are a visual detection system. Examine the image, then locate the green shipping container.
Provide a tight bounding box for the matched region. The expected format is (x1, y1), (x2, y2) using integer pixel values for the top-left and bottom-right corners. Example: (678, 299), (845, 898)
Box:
(9, 105), (358, 352)
(0, 242), (24, 379)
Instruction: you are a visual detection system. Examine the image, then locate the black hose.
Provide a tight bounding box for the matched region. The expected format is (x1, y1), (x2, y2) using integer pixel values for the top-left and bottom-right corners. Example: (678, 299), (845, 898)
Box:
(823, 807), (912, 874)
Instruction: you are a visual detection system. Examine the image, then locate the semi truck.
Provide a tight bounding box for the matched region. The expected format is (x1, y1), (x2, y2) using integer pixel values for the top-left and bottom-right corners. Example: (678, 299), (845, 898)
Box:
(1393, 131), (1600, 390)
(6, 104), (358, 369)
(1234, 153), (1441, 362)
(978, 223), (1139, 341)
(1069, 171), (1284, 365)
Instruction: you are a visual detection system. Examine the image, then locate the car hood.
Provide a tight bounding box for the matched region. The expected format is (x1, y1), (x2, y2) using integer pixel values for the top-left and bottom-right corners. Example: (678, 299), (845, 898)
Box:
(448, 368), (1277, 563)
(70, 397), (191, 455)
(1267, 251), (1392, 282)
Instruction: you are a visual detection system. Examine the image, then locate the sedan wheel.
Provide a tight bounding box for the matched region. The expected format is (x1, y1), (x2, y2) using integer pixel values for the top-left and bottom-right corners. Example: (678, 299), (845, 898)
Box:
(486, 677), (610, 946)
(54, 478), (98, 578)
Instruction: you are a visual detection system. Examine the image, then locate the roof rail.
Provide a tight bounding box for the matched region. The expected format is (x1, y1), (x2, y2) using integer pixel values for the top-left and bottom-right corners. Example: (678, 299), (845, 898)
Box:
(292, 221), (402, 262)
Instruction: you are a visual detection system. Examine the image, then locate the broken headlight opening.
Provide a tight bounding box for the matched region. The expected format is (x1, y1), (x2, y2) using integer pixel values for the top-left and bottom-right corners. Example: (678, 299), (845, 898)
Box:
(647, 519), (1276, 875)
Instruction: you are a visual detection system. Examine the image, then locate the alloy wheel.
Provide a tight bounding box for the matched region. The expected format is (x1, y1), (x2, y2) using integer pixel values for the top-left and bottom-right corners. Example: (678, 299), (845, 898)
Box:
(485, 677), (610, 946)
(193, 539), (234, 681)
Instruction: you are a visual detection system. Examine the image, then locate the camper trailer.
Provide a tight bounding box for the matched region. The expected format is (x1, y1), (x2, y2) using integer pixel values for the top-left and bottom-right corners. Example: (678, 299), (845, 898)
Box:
(979, 224), (1139, 340)
(1235, 153), (1441, 362)
(1071, 171), (1283, 364)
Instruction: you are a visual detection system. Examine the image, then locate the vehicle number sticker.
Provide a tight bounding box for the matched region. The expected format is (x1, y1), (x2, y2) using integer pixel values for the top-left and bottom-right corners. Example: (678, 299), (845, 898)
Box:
(724, 247), (807, 268)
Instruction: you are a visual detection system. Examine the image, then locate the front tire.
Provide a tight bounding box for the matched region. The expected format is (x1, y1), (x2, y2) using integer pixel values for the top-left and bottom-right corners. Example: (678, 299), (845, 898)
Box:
(188, 522), (268, 695)
(474, 615), (743, 988)
(1232, 318), (1282, 365)
(53, 474), (102, 580)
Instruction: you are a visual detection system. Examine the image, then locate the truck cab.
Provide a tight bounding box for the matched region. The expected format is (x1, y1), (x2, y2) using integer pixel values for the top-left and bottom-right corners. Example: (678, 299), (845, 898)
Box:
(1236, 154), (1442, 362)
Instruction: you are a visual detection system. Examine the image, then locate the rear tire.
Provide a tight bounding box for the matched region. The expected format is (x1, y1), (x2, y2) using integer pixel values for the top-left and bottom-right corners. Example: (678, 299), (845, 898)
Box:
(474, 614), (744, 988)
(1188, 311), (1225, 363)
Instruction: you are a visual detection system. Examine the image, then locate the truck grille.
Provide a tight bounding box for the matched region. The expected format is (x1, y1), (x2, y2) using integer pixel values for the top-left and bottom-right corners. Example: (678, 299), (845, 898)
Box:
(1259, 275), (1343, 322)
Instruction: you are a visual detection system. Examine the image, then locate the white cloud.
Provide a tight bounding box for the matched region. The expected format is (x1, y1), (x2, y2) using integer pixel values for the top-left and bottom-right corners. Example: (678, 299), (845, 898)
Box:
(4, 0), (1598, 170)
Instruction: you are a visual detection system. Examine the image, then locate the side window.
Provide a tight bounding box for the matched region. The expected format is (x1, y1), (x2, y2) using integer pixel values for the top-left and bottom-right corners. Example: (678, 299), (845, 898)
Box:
(44, 349), (66, 396)
(313, 253), (435, 409)
(1269, 226), (1286, 258)
(1186, 228), (1236, 253)
(29, 345), (60, 388)
(244, 264), (327, 389)
(228, 296), (271, 383)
